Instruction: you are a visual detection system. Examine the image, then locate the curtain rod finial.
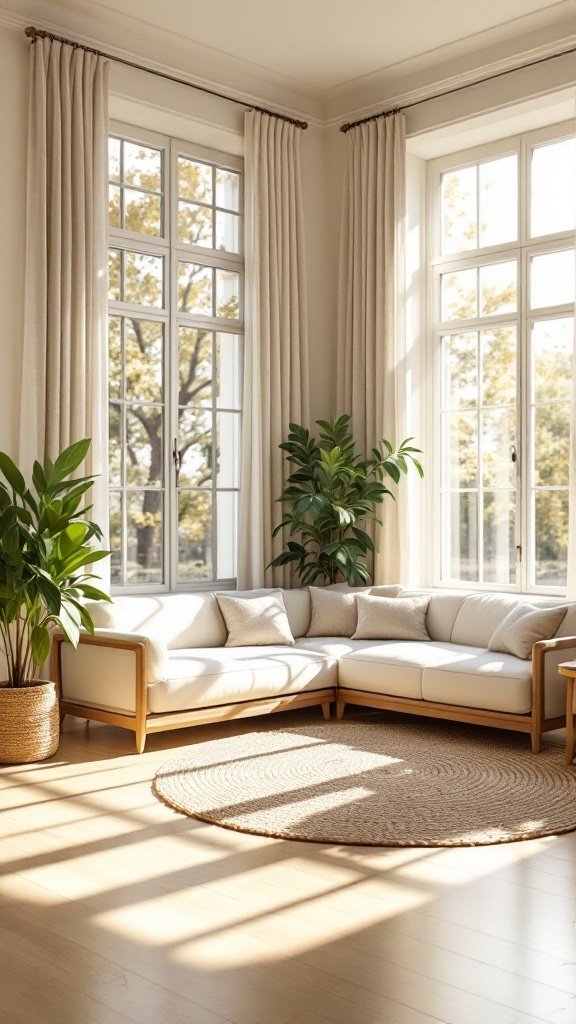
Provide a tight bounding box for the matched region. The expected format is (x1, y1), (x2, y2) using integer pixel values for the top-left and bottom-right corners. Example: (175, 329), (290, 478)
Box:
(25, 26), (38, 41)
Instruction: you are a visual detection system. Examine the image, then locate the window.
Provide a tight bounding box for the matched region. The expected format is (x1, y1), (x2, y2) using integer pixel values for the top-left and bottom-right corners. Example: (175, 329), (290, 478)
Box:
(108, 128), (243, 590)
(429, 125), (575, 592)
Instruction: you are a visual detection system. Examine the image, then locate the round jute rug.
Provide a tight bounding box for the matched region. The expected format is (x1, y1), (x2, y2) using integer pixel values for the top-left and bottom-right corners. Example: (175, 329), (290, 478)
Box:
(152, 720), (576, 847)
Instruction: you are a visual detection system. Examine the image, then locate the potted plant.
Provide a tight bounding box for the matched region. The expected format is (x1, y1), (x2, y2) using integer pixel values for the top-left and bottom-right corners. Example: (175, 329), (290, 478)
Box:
(0, 438), (110, 764)
(269, 414), (423, 585)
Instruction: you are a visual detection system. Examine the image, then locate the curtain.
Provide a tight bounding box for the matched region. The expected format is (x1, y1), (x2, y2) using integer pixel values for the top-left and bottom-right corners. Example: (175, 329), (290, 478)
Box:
(336, 113), (408, 584)
(237, 111), (309, 588)
(20, 38), (109, 553)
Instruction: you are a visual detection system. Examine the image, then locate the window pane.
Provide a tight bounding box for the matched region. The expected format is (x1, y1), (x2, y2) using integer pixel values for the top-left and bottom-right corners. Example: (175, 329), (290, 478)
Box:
(532, 318), (574, 402)
(216, 333), (242, 409)
(217, 491), (238, 579)
(216, 270), (241, 319)
(108, 315), (122, 399)
(442, 332), (477, 408)
(479, 260), (516, 316)
(482, 408), (516, 487)
(123, 143), (162, 192)
(178, 157), (212, 203)
(441, 268), (477, 321)
(178, 327), (212, 406)
(178, 200), (213, 247)
(482, 327), (516, 406)
(441, 166), (477, 255)
(483, 491), (516, 585)
(108, 249), (121, 301)
(530, 250), (576, 309)
(178, 261), (212, 315)
(534, 404), (570, 487)
(126, 491), (163, 584)
(445, 412), (478, 488)
(109, 491), (122, 584)
(126, 406), (163, 487)
(125, 319), (163, 402)
(123, 188), (162, 236)
(216, 168), (240, 211)
(534, 490), (568, 587)
(479, 155), (517, 247)
(447, 491), (478, 581)
(178, 408), (212, 487)
(215, 211), (240, 253)
(217, 412), (241, 488)
(109, 404), (122, 485)
(531, 137), (576, 237)
(109, 137), (121, 182)
(123, 251), (164, 307)
(109, 185), (121, 228)
(178, 490), (212, 581)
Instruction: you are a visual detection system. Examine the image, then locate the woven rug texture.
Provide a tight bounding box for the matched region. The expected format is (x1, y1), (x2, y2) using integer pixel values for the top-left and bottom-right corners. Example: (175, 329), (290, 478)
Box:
(152, 720), (576, 847)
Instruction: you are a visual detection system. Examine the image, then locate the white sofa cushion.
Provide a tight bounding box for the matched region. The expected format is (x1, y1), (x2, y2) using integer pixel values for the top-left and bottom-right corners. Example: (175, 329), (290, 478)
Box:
(422, 650), (533, 714)
(307, 587), (358, 637)
(397, 590), (467, 642)
(147, 646), (337, 713)
(353, 594), (430, 641)
(337, 640), (468, 699)
(488, 603), (568, 659)
(215, 591), (295, 647)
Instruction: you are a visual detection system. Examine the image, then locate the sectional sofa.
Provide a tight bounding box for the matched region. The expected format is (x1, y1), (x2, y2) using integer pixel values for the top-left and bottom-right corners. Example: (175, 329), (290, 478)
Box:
(51, 586), (576, 754)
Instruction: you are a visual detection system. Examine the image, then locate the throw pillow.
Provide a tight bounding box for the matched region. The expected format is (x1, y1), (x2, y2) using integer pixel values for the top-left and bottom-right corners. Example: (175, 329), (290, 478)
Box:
(214, 591), (295, 647)
(306, 587), (359, 637)
(487, 603), (567, 660)
(352, 594), (431, 641)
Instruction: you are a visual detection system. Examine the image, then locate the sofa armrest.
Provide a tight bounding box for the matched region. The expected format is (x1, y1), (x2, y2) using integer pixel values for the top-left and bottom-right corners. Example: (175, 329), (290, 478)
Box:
(51, 629), (168, 718)
(532, 636), (576, 722)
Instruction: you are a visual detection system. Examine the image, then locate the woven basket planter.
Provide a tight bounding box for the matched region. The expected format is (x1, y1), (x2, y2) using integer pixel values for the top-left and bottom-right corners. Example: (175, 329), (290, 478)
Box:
(0, 680), (59, 764)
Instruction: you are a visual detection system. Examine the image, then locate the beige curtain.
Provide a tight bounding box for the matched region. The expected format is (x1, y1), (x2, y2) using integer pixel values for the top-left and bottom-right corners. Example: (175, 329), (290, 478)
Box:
(237, 111), (309, 588)
(20, 38), (109, 548)
(337, 113), (408, 584)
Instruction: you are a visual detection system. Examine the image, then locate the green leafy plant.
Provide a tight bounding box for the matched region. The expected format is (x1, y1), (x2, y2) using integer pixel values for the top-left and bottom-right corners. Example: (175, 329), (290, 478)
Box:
(269, 415), (423, 586)
(0, 438), (111, 686)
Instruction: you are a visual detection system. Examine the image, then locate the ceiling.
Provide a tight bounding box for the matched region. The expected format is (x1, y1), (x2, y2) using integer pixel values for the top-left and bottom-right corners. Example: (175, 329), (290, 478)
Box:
(21, 0), (576, 94)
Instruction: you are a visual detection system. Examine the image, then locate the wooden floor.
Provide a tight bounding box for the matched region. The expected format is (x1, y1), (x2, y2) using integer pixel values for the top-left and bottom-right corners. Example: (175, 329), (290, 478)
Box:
(0, 709), (575, 1024)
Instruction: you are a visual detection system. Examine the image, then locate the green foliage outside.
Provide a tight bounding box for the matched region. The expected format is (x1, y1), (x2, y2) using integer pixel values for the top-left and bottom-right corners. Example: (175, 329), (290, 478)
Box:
(269, 415), (423, 585)
(0, 439), (110, 687)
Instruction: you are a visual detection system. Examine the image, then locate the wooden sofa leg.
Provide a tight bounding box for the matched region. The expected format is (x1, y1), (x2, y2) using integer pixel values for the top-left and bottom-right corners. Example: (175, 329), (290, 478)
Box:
(321, 701), (332, 721)
(336, 701), (346, 721)
(135, 726), (147, 754)
(531, 730), (541, 754)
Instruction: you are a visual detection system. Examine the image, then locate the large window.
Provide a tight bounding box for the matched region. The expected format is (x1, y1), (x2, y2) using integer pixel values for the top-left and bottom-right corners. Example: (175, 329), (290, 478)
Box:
(108, 128), (243, 590)
(429, 124), (575, 592)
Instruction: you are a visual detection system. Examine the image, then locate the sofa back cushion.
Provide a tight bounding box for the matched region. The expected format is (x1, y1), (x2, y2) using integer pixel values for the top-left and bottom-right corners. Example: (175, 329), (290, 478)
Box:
(450, 592), (576, 648)
(399, 590), (467, 642)
(87, 587), (312, 648)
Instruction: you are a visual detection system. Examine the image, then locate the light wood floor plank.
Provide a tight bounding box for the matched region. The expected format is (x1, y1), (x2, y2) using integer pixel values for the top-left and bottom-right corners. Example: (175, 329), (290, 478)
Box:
(0, 711), (575, 1024)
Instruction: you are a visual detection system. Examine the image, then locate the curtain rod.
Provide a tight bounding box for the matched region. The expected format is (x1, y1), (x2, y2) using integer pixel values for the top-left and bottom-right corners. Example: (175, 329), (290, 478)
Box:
(340, 42), (576, 132)
(24, 25), (308, 130)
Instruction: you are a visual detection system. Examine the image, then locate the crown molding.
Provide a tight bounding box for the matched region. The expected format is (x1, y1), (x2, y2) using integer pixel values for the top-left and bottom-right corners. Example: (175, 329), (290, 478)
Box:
(324, 32), (576, 128)
(0, 3), (326, 125)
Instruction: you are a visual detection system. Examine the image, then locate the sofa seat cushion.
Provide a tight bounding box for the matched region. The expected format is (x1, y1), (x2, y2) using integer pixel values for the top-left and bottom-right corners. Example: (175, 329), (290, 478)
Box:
(337, 640), (473, 699)
(147, 646), (337, 713)
(422, 648), (533, 714)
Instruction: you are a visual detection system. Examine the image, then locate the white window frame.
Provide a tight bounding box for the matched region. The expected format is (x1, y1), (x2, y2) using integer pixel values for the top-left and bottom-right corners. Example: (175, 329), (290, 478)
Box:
(427, 120), (575, 595)
(109, 121), (244, 594)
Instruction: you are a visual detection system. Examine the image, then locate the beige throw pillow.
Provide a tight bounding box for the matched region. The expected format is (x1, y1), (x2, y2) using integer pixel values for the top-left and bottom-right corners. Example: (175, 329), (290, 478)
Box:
(352, 594), (431, 641)
(487, 603), (567, 660)
(306, 587), (359, 637)
(214, 591), (295, 647)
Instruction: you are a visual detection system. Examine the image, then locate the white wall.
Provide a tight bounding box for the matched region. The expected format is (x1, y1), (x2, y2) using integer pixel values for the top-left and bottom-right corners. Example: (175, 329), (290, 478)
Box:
(0, 25), (28, 458)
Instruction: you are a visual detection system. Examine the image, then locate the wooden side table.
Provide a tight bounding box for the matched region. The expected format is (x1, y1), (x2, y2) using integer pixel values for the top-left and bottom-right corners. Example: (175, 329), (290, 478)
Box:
(558, 661), (576, 765)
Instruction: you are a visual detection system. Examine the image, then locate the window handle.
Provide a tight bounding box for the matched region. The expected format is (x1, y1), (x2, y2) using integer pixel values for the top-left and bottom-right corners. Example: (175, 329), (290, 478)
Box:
(172, 437), (182, 479)
(511, 444), (517, 464)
